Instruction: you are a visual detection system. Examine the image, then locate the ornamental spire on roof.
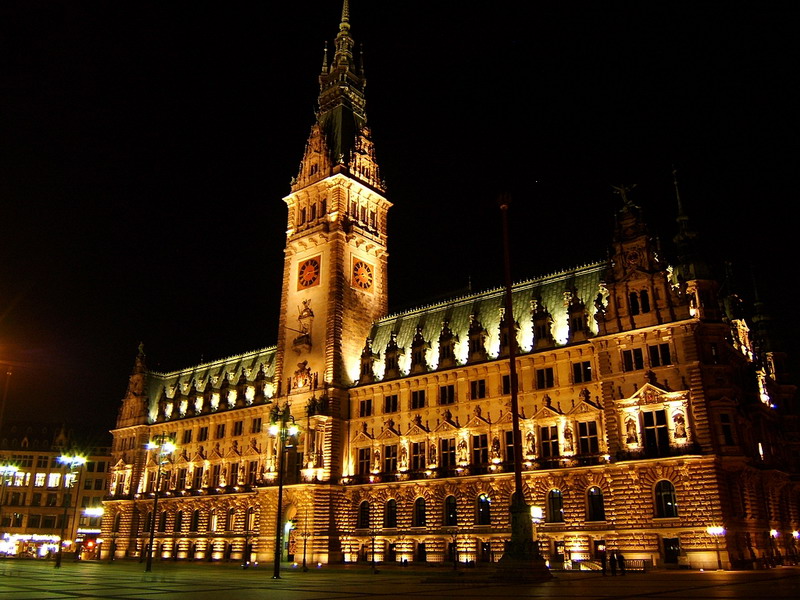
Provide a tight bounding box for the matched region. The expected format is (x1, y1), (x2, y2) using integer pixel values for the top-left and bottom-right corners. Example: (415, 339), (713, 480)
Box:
(292, 0), (384, 193)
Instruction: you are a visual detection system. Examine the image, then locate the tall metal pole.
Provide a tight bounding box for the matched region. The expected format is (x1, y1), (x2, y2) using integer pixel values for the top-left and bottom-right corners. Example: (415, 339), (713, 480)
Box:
(144, 467), (161, 572)
(272, 411), (287, 579)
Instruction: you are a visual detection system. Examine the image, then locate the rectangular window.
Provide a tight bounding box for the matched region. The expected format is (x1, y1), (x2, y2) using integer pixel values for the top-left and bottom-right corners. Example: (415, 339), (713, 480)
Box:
(28, 514), (41, 528)
(470, 379), (487, 399)
(95, 479), (104, 491)
(411, 390), (426, 409)
(440, 438), (456, 469)
(357, 448), (371, 475)
(578, 421), (599, 454)
(649, 343), (672, 367)
(215, 424), (226, 439)
(198, 426), (209, 442)
(97, 461), (106, 473)
(84, 478), (93, 490)
(439, 384), (455, 405)
(502, 375), (511, 395)
(505, 430), (515, 463)
(47, 473), (61, 488)
(622, 348), (645, 372)
(472, 434), (488, 465)
(183, 429), (193, 444)
(572, 361), (592, 384)
(177, 468), (188, 489)
(359, 398), (373, 417)
(384, 394), (398, 413)
(247, 460), (259, 485)
(540, 425), (559, 457)
(536, 367), (555, 389)
(250, 418), (262, 434)
(31, 493), (41, 506)
(720, 414), (735, 446)
(643, 410), (670, 454)
(36, 456), (48, 468)
(383, 444), (397, 473)
(233, 421), (244, 436)
(34, 473), (45, 487)
(191, 467), (204, 489)
(211, 464), (221, 487)
(411, 441), (426, 470)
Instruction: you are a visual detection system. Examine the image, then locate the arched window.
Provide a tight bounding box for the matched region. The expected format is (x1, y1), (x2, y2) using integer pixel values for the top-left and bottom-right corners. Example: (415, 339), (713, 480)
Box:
(357, 501), (370, 529)
(227, 508), (236, 531)
(143, 511), (152, 534)
(476, 494), (491, 526)
(547, 489), (564, 523)
(640, 290), (650, 313)
(190, 509), (201, 532)
(654, 480), (678, 518)
(444, 495), (458, 526)
(209, 509), (218, 532)
(158, 510), (167, 532)
(629, 292), (640, 316)
(245, 507), (256, 531)
(413, 497), (427, 527)
(112, 513), (121, 533)
(384, 499), (397, 529)
(586, 486), (606, 522)
(174, 510), (183, 533)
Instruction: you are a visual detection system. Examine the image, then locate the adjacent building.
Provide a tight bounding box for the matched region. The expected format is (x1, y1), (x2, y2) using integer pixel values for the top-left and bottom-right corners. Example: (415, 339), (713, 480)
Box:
(103, 2), (799, 570)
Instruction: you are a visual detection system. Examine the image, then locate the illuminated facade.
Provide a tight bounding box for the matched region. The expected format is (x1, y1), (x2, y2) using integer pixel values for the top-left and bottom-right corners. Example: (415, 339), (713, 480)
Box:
(103, 2), (799, 570)
(0, 424), (110, 560)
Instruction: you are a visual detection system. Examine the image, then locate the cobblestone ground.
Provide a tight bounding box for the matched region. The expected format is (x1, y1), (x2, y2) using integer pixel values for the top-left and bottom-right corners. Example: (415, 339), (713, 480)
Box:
(1, 560), (799, 600)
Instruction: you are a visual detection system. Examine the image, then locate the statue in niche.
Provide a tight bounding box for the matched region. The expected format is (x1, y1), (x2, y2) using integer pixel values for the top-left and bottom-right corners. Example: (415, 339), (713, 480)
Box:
(526, 431), (535, 456)
(563, 427), (574, 452)
(490, 436), (501, 460)
(673, 413), (687, 438)
(429, 443), (437, 465)
(625, 419), (638, 444)
(457, 438), (469, 464)
(293, 300), (314, 353)
(219, 467), (227, 487)
(201, 468), (209, 488)
(399, 445), (408, 470)
(373, 449), (381, 472)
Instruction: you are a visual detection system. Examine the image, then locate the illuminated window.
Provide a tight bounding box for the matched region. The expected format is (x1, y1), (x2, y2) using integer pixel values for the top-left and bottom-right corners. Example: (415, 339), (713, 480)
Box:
(411, 441), (426, 471)
(578, 421), (599, 454)
(439, 384), (455, 405)
(470, 379), (486, 399)
(573, 361), (592, 383)
(536, 367), (555, 389)
(34, 473), (45, 487)
(384, 394), (398, 413)
(622, 348), (644, 372)
(357, 448), (371, 475)
(654, 480), (678, 518)
(440, 437), (456, 469)
(547, 489), (564, 523)
(587, 487), (605, 521)
(472, 434), (488, 465)
(245, 507), (256, 531)
(359, 398), (373, 417)
(540, 425), (559, 457)
(383, 444), (397, 473)
(648, 343), (672, 367)
(47, 473), (61, 488)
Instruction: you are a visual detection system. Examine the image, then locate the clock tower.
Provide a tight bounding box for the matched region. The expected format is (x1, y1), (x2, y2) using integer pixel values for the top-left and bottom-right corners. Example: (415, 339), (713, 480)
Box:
(274, 1), (390, 402)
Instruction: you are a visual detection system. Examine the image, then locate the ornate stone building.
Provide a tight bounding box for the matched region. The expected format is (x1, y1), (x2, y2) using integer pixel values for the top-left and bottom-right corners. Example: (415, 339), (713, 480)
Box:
(103, 2), (799, 570)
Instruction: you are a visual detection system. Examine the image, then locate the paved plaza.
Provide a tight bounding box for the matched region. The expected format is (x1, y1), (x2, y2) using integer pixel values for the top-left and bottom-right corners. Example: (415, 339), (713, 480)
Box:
(1, 560), (799, 600)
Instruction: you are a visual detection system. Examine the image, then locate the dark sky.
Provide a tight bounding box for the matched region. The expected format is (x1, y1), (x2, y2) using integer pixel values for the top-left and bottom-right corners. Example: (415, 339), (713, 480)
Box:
(1, 1), (797, 435)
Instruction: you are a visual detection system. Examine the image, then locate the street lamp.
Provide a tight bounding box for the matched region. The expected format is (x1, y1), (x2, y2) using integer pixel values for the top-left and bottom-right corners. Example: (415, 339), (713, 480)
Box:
(269, 404), (299, 579)
(55, 454), (86, 568)
(144, 434), (176, 573)
(706, 525), (725, 570)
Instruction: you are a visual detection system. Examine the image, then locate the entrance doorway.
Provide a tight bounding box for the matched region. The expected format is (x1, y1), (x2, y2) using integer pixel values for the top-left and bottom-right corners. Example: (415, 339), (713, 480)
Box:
(663, 537), (680, 564)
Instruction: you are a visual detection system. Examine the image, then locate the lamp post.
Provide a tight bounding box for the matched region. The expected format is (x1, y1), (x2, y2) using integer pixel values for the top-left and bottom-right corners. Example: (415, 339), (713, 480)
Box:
(55, 454), (86, 568)
(144, 434), (176, 573)
(301, 507), (311, 572)
(706, 525), (725, 570)
(269, 404), (298, 579)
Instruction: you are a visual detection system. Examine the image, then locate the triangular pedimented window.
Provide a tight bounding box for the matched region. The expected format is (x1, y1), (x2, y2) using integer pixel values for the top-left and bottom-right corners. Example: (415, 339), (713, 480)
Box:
(463, 406), (491, 430)
(405, 414), (430, 437)
(352, 422), (374, 444)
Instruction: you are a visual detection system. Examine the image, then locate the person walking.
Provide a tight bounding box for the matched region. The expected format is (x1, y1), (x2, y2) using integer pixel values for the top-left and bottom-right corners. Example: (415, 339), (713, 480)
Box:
(610, 552), (617, 576)
(617, 552), (626, 575)
(599, 550), (607, 576)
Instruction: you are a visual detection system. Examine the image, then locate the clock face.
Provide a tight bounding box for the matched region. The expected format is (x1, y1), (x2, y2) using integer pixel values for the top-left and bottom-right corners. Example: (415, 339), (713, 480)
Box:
(297, 257), (321, 289)
(352, 259), (374, 290)
(625, 249), (641, 266)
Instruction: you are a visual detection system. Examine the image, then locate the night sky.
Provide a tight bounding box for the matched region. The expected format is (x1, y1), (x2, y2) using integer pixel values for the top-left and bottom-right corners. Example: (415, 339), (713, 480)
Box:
(1, 2), (797, 436)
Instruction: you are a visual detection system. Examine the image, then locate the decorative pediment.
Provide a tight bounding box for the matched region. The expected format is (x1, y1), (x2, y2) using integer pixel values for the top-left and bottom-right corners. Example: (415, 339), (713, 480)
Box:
(495, 410), (516, 425)
(405, 414), (430, 436)
(376, 426), (399, 441)
(352, 423), (374, 444)
(112, 458), (129, 470)
(433, 418), (460, 434)
(532, 405), (563, 420)
(463, 413), (490, 429)
(224, 443), (242, 460)
(567, 397), (602, 415)
(209, 444), (224, 460)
